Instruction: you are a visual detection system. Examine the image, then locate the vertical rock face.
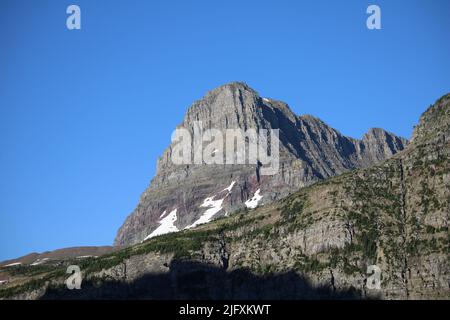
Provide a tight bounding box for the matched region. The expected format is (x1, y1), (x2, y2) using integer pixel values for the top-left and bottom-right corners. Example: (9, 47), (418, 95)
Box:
(115, 82), (407, 246)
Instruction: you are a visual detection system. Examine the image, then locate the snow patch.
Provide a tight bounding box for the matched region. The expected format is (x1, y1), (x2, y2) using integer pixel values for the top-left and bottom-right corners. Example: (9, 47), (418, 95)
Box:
(245, 189), (263, 209)
(159, 210), (167, 219)
(186, 196), (224, 229)
(223, 181), (236, 192)
(263, 98), (270, 102)
(186, 181), (238, 229)
(4, 262), (21, 267)
(30, 258), (49, 266)
(144, 208), (179, 240)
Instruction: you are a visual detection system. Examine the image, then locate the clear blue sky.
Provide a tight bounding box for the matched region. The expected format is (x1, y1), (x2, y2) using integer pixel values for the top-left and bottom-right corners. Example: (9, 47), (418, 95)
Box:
(0, 0), (449, 261)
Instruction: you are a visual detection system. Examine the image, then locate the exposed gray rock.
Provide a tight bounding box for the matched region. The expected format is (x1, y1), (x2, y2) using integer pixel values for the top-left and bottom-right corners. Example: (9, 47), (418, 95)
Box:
(2, 93), (448, 300)
(115, 82), (407, 246)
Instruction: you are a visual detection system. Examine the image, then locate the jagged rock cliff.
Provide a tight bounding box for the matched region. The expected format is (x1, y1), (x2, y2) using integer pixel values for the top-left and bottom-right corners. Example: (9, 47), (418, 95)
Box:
(115, 82), (407, 246)
(0, 93), (447, 300)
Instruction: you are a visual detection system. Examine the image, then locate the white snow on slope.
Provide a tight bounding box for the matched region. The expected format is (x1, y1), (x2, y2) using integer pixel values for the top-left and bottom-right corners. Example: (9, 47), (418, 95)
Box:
(31, 258), (49, 266)
(186, 196), (225, 229)
(186, 180), (238, 229)
(263, 98), (270, 102)
(144, 208), (179, 240)
(223, 181), (236, 192)
(4, 262), (21, 267)
(159, 210), (167, 218)
(245, 189), (263, 209)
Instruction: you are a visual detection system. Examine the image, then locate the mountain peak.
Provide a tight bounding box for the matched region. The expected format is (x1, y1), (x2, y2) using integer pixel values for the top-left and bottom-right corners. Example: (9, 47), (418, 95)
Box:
(115, 83), (407, 246)
(363, 127), (407, 144)
(183, 82), (263, 131)
(200, 82), (258, 102)
(212, 81), (254, 92)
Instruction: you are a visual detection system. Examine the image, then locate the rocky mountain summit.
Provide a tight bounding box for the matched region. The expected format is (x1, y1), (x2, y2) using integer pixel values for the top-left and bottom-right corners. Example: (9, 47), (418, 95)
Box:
(0, 90), (450, 299)
(1, 92), (447, 300)
(115, 82), (407, 246)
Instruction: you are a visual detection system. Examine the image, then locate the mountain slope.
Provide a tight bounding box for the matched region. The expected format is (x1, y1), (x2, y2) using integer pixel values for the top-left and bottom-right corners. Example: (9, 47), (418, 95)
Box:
(0, 246), (119, 268)
(1, 92), (447, 300)
(115, 82), (407, 246)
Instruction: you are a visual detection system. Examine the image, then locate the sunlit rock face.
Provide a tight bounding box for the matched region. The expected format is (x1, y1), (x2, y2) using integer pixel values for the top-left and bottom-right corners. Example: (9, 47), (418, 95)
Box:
(115, 82), (407, 246)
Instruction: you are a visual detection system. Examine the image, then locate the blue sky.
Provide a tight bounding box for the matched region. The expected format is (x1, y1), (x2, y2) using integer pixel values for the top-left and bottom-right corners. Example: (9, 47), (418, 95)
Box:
(0, 0), (449, 261)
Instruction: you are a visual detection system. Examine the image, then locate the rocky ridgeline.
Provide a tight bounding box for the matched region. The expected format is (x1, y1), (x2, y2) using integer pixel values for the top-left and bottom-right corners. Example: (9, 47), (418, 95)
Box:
(115, 82), (407, 246)
(1, 93), (448, 300)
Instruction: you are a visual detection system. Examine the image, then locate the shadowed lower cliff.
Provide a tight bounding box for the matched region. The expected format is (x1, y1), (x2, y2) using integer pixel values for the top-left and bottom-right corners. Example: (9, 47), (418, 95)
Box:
(40, 260), (369, 300)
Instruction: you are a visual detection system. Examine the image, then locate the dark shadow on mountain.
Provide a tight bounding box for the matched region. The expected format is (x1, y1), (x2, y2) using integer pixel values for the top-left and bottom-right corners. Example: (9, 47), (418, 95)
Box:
(40, 260), (375, 300)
